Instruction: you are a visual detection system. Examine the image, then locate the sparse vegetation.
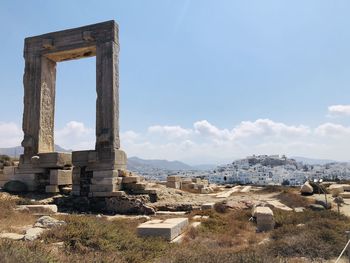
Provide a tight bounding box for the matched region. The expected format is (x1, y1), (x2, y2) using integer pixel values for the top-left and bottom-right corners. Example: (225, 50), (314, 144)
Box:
(0, 239), (55, 263)
(275, 190), (312, 208)
(270, 209), (350, 260)
(0, 191), (348, 262)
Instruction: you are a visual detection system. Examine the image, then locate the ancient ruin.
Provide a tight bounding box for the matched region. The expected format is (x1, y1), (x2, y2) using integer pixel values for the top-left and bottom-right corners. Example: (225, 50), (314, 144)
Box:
(8, 21), (129, 197)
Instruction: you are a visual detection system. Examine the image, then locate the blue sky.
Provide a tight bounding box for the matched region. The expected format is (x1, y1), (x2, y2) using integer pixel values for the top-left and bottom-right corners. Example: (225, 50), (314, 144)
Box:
(1, 1), (350, 164)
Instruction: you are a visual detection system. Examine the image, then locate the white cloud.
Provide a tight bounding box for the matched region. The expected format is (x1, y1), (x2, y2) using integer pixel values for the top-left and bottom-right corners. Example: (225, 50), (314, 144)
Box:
(55, 121), (94, 150)
(3, 116), (350, 164)
(328, 105), (350, 116)
(0, 122), (22, 147)
(148, 125), (192, 139)
(315, 122), (350, 137)
(232, 119), (310, 140)
(194, 120), (232, 140)
(121, 130), (140, 142)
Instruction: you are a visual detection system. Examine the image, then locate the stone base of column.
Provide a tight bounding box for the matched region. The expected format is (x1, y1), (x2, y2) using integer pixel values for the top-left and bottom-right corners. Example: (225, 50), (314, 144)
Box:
(10, 152), (73, 192)
(71, 149), (128, 197)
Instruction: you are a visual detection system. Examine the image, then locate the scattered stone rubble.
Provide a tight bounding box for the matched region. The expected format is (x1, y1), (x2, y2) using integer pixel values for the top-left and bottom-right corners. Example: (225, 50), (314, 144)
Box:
(0, 215), (65, 241)
(166, 176), (214, 194)
(319, 183), (350, 199)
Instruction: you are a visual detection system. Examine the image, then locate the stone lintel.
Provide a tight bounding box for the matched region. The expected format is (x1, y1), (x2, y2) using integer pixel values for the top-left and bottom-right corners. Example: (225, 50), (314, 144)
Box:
(24, 20), (118, 58)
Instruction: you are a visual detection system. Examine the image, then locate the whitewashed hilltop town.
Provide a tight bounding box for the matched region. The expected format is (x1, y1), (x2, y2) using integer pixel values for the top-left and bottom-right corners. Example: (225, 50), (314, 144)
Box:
(131, 154), (350, 186)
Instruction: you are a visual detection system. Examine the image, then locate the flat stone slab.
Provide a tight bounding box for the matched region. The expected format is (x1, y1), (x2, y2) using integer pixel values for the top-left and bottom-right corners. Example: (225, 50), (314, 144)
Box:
(16, 205), (57, 214)
(0, 233), (24, 240)
(137, 218), (189, 241)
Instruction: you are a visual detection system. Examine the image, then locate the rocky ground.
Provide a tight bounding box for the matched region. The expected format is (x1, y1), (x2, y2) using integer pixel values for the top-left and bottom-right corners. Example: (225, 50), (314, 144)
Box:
(0, 184), (349, 262)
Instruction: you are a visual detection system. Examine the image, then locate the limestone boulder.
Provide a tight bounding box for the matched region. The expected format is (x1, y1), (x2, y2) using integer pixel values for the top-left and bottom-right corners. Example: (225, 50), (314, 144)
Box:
(300, 181), (313, 195)
(4, 180), (28, 193)
(24, 227), (46, 241)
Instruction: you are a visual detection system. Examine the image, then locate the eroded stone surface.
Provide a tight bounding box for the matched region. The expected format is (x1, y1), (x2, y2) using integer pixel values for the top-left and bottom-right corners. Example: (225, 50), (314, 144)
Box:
(34, 216), (66, 228)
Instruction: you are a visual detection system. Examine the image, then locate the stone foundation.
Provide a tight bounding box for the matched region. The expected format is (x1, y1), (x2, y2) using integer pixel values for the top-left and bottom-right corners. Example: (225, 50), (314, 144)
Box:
(53, 194), (155, 215)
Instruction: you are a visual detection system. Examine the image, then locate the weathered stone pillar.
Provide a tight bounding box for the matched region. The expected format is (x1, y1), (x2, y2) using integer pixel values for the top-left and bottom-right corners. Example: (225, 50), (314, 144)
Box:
(95, 40), (120, 161)
(22, 53), (56, 162)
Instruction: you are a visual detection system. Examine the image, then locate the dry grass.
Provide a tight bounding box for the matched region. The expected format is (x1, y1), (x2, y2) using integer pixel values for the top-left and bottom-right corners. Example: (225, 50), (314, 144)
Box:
(0, 239), (55, 263)
(0, 193), (37, 233)
(275, 190), (312, 208)
(256, 185), (297, 194)
(42, 215), (171, 263)
(270, 209), (350, 260)
(0, 190), (348, 262)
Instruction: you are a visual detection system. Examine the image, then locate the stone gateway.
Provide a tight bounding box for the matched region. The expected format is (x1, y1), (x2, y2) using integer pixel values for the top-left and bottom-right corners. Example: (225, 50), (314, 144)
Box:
(18, 20), (127, 196)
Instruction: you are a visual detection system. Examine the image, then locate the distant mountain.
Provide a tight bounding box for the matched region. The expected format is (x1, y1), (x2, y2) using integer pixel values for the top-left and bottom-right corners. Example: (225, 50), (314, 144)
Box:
(0, 145), (71, 157)
(192, 164), (217, 170)
(0, 146), (23, 157)
(291, 156), (339, 165)
(128, 156), (193, 171)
